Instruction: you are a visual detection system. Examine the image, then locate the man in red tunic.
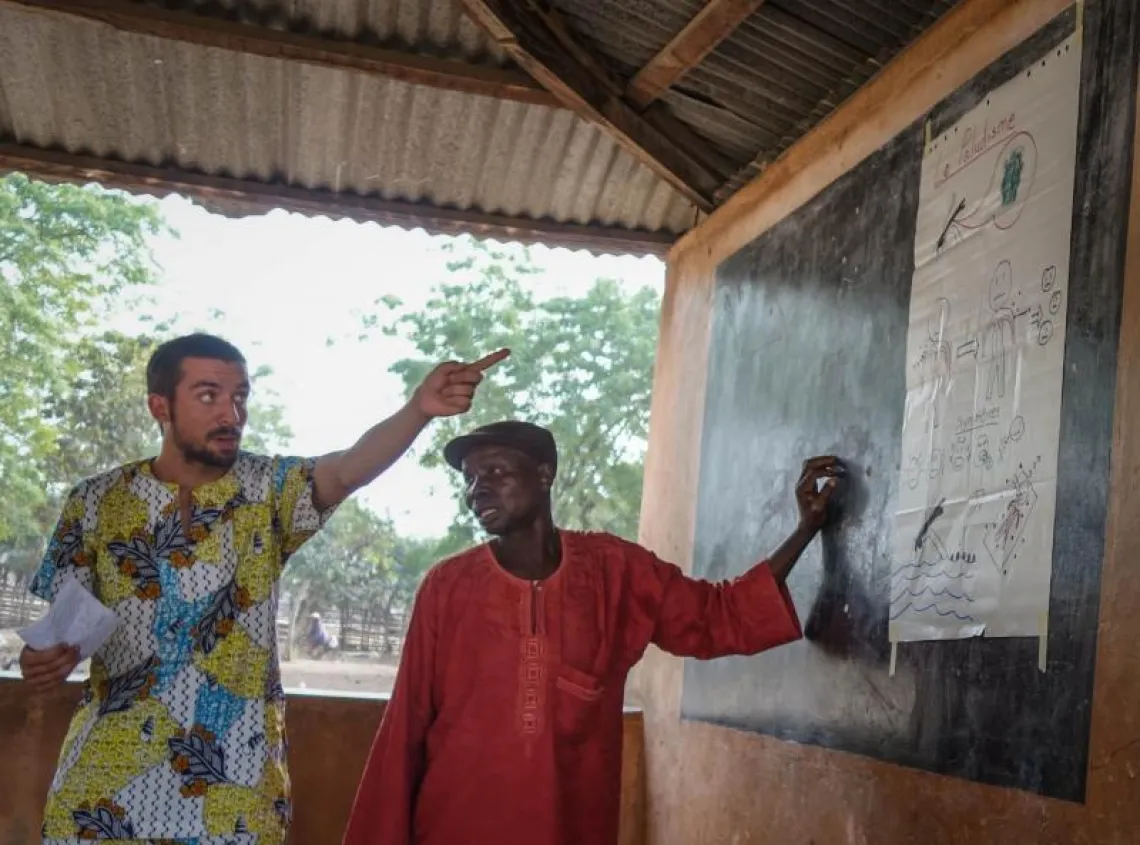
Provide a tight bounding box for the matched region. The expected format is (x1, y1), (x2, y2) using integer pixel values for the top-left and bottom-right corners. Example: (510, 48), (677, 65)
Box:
(342, 421), (844, 845)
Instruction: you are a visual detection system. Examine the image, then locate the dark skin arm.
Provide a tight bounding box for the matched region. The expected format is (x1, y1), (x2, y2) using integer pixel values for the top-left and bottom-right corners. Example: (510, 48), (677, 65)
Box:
(642, 455), (846, 660)
(768, 456), (845, 584)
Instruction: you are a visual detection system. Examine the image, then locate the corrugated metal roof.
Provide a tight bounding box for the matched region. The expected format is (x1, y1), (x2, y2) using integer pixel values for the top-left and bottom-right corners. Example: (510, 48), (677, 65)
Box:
(169, 0), (513, 66)
(549, 0), (704, 72)
(709, 0), (960, 196)
(0, 0), (962, 251)
(0, 2), (695, 248)
(548, 0), (960, 197)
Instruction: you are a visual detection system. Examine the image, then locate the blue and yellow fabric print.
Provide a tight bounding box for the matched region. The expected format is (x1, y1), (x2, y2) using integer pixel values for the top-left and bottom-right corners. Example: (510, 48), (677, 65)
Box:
(32, 453), (335, 845)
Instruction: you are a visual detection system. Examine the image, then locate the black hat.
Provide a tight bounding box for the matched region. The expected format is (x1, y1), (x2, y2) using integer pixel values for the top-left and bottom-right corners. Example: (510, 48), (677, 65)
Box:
(443, 421), (558, 474)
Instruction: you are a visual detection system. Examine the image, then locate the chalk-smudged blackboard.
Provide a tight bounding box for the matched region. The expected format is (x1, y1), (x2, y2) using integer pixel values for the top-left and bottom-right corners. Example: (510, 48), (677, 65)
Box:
(680, 2), (1135, 802)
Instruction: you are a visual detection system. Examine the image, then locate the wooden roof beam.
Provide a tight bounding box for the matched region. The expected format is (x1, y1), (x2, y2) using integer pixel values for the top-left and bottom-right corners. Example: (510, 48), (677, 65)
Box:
(3, 0), (560, 108)
(456, 0), (730, 212)
(627, 0), (769, 110)
(0, 142), (676, 257)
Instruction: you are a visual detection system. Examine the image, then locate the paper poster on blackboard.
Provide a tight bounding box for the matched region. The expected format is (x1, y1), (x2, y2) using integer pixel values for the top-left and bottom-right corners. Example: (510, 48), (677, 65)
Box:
(890, 32), (1082, 645)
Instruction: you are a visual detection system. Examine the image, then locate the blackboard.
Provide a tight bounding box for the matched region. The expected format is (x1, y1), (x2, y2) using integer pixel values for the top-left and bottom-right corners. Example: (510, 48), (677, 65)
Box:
(680, 1), (1136, 802)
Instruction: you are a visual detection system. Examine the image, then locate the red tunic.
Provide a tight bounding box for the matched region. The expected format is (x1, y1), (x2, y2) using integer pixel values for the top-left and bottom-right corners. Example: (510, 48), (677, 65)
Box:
(342, 530), (802, 845)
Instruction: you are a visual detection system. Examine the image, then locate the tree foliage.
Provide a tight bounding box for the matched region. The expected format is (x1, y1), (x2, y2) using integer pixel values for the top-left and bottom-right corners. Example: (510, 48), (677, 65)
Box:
(282, 501), (439, 653)
(285, 499), (394, 610)
(383, 238), (662, 543)
(0, 174), (167, 550)
(0, 174), (290, 579)
(0, 177), (662, 653)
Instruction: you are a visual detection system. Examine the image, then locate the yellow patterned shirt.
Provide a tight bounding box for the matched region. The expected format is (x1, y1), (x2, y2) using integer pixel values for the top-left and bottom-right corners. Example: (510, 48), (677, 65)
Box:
(30, 453), (335, 844)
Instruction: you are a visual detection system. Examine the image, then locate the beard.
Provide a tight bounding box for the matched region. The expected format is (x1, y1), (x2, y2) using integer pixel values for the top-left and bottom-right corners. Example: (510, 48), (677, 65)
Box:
(181, 440), (240, 469)
(169, 417), (242, 470)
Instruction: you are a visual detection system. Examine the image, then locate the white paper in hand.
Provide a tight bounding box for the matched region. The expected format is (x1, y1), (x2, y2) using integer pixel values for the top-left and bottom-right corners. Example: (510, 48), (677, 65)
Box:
(18, 579), (118, 660)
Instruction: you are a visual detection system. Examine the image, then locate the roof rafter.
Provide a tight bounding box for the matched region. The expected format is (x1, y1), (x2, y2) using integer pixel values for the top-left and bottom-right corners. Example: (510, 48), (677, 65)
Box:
(0, 142), (675, 257)
(456, 0), (732, 212)
(2, 0), (561, 107)
(626, 0), (769, 109)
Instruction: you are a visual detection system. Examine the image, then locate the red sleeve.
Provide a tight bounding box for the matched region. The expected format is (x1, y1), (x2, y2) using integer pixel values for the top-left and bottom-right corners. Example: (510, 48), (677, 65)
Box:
(629, 544), (803, 659)
(342, 568), (439, 845)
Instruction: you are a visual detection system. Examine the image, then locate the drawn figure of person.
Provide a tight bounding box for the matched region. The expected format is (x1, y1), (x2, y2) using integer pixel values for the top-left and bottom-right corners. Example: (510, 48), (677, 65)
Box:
(993, 482), (1034, 574)
(995, 496), (1024, 555)
(980, 261), (1016, 402)
(949, 433), (971, 472)
(974, 432), (994, 471)
(917, 298), (953, 430)
(1001, 146), (1025, 206)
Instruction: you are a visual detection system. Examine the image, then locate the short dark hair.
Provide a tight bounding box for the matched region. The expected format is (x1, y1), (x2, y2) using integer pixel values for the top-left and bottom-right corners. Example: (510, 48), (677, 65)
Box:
(146, 333), (246, 399)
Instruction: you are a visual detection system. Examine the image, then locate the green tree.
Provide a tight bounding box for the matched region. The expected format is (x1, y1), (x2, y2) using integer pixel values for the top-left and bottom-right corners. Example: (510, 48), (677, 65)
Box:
(283, 499), (418, 657)
(0, 326), (294, 581)
(285, 500), (391, 610)
(383, 238), (662, 541)
(43, 330), (292, 482)
(389, 532), (452, 605)
(41, 331), (159, 485)
(0, 173), (167, 546)
(0, 174), (292, 587)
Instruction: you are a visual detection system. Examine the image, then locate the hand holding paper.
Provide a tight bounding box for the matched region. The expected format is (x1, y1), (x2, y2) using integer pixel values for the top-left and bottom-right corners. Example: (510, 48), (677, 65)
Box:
(18, 578), (118, 671)
(19, 643), (81, 691)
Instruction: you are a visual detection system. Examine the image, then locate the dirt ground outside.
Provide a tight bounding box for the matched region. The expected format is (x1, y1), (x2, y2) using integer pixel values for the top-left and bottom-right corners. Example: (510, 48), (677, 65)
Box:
(280, 655), (399, 696)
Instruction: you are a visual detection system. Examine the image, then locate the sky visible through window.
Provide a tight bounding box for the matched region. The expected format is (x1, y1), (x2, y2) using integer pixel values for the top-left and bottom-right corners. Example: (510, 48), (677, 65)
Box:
(0, 191), (666, 695)
(132, 196), (665, 540)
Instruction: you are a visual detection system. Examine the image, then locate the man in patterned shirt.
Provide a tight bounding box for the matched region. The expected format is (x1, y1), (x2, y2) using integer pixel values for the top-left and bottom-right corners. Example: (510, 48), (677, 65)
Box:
(18, 332), (507, 845)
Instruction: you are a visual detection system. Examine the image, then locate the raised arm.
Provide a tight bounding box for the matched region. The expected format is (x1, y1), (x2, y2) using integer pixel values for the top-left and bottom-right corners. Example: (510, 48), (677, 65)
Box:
(768, 456), (844, 583)
(312, 349), (509, 511)
(635, 456), (844, 659)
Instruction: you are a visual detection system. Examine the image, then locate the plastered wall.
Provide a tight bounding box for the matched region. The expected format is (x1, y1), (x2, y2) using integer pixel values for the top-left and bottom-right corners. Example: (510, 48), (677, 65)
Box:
(631, 0), (1140, 842)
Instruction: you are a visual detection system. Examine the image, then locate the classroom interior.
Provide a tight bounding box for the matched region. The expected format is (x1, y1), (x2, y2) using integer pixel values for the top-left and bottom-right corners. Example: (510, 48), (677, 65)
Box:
(2, 0), (1138, 842)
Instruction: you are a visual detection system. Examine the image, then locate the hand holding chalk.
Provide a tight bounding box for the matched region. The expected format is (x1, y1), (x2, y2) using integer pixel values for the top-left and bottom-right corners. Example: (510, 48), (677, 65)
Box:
(795, 456), (846, 532)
